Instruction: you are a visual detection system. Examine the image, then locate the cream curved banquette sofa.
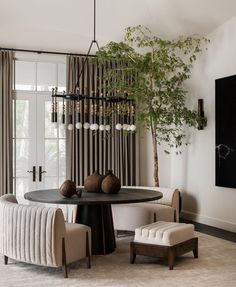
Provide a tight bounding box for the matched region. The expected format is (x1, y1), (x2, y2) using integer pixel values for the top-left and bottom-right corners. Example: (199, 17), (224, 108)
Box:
(112, 186), (180, 232)
(0, 194), (91, 278)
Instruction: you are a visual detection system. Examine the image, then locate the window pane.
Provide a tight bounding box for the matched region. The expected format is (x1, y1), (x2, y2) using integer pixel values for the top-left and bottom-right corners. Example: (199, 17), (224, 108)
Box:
(13, 139), (15, 177)
(37, 62), (56, 91)
(59, 101), (66, 138)
(45, 139), (57, 176)
(59, 139), (66, 177)
(15, 61), (36, 91)
(13, 100), (15, 138)
(13, 178), (16, 195)
(58, 64), (66, 92)
(16, 139), (29, 177)
(15, 178), (29, 197)
(59, 177), (65, 187)
(59, 121), (66, 138)
(45, 101), (57, 138)
(16, 100), (29, 138)
(45, 177), (58, 189)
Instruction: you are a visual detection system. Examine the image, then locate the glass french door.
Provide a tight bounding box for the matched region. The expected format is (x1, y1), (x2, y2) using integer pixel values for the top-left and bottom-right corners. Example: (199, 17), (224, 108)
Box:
(13, 91), (66, 198)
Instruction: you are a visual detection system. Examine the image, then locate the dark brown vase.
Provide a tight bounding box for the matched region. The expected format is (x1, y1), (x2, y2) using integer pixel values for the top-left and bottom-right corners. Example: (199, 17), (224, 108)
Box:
(59, 180), (76, 198)
(84, 170), (104, 193)
(101, 170), (121, 194)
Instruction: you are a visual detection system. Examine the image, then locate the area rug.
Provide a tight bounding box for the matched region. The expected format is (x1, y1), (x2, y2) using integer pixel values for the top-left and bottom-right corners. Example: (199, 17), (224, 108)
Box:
(0, 232), (235, 287)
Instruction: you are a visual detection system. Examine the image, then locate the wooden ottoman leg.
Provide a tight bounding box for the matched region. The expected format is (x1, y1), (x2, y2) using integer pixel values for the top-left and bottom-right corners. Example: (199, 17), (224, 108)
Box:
(193, 238), (198, 258)
(168, 248), (175, 270)
(4, 256), (8, 265)
(130, 242), (136, 264)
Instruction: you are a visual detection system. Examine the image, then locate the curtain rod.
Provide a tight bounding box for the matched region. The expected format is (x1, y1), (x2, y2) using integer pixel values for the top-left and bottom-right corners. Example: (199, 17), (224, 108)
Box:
(0, 47), (96, 57)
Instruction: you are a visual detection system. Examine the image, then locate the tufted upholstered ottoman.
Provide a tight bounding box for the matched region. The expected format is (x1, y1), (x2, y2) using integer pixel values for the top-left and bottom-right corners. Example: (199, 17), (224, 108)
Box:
(130, 221), (198, 269)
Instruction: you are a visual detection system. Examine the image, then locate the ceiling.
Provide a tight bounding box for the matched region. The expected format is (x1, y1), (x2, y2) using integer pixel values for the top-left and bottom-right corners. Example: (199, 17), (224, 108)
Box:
(1, 0), (236, 54)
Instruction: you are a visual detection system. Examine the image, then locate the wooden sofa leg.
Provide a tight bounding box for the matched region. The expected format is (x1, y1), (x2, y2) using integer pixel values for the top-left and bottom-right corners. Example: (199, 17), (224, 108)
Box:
(168, 248), (175, 270)
(193, 238), (198, 258)
(86, 231), (91, 269)
(153, 213), (157, 222)
(62, 237), (68, 278)
(130, 243), (136, 264)
(4, 256), (8, 265)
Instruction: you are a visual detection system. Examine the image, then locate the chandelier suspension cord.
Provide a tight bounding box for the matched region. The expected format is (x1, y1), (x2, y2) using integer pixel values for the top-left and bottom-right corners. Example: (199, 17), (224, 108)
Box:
(75, 0), (99, 90)
(94, 0), (96, 42)
(93, 0), (100, 50)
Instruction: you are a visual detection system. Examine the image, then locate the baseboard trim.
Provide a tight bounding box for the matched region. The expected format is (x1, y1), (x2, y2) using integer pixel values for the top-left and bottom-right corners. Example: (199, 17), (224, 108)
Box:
(181, 210), (236, 233)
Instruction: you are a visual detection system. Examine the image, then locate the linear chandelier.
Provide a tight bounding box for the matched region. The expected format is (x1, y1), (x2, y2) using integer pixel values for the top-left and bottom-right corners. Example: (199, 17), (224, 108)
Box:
(51, 0), (136, 132)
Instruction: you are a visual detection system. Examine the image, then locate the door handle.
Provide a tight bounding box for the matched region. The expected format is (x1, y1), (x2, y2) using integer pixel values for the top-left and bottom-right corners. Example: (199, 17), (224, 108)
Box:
(39, 166), (47, 182)
(27, 166), (36, 182)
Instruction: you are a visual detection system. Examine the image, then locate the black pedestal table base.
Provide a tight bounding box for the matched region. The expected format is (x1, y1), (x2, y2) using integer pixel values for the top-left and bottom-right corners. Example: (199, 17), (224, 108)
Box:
(76, 204), (116, 255)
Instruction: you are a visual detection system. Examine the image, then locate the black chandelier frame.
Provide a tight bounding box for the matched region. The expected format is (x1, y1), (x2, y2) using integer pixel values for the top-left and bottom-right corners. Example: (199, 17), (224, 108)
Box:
(51, 0), (133, 128)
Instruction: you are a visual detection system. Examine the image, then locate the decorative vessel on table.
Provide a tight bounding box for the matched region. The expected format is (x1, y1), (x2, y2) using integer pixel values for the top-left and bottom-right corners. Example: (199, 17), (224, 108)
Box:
(59, 180), (82, 198)
(84, 170), (104, 193)
(101, 170), (121, 194)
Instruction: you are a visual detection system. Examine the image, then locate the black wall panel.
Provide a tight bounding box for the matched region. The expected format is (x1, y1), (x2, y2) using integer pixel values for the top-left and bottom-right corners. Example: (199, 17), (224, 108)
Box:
(215, 75), (236, 188)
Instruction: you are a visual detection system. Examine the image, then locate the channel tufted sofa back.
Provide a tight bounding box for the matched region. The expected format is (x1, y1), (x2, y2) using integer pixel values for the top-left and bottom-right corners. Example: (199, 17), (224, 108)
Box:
(0, 194), (65, 267)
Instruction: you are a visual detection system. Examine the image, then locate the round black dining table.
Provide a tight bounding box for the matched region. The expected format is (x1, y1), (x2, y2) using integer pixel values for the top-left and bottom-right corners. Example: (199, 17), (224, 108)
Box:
(24, 187), (162, 255)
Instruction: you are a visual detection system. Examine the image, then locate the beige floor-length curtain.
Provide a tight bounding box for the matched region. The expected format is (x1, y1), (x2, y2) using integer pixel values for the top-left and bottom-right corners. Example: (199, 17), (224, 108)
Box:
(0, 51), (13, 196)
(66, 55), (137, 186)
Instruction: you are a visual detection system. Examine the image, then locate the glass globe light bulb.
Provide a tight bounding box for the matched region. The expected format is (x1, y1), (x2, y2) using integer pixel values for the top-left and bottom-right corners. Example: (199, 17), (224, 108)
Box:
(93, 123), (99, 130)
(130, 124), (137, 131)
(68, 124), (73, 130)
(90, 124), (95, 130)
(105, 124), (111, 131)
(99, 124), (105, 131)
(76, 122), (82, 129)
(83, 122), (90, 129)
(116, 123), (122, 130)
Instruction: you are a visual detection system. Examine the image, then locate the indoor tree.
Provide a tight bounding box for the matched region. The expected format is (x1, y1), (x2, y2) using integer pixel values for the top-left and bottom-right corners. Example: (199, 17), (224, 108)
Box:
(96, 25), (208, 186)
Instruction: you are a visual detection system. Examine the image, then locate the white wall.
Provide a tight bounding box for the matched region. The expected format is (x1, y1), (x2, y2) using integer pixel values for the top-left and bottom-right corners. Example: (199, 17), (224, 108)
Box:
(140, 16), (236, 232)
